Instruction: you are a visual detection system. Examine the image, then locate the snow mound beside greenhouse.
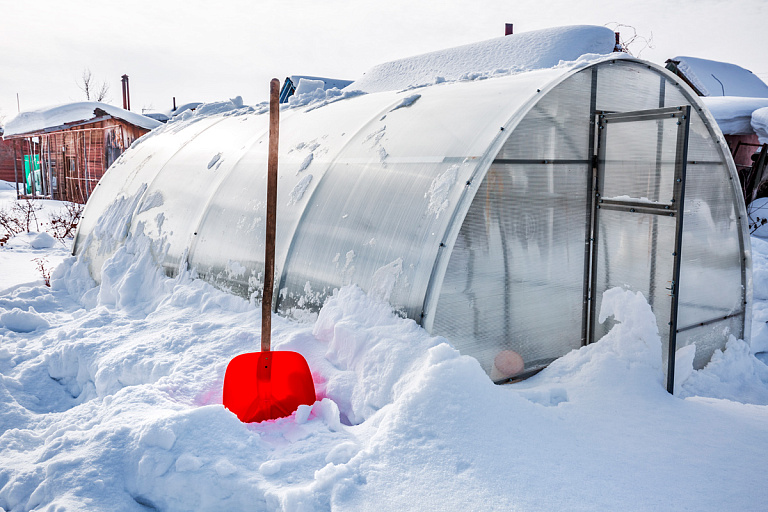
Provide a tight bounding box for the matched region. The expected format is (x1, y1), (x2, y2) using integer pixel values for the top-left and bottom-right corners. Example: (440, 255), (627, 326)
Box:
(349, 25), (617, 93)
(2, 215), (768, 511)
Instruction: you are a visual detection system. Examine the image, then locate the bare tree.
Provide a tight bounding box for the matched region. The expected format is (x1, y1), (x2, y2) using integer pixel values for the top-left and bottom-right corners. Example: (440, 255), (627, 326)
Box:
(605, 23), (655, 58)
(78, 68), (110, 102)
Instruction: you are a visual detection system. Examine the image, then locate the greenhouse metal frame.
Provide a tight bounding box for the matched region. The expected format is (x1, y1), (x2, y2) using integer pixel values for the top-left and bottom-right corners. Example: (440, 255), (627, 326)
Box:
(75, 56), (751, 392)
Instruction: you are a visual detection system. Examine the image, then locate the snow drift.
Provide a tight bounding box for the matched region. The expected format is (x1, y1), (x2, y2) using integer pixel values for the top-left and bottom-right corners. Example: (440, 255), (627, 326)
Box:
(1, 218), (767, 511)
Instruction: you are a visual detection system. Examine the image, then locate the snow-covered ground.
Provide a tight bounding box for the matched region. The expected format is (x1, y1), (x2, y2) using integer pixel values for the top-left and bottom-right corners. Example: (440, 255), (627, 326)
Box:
(0, 180), (767, 512)
(0, 182), (74, 293)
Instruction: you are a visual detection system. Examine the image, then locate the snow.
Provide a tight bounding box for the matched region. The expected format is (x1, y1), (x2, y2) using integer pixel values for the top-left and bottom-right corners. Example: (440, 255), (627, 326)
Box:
(3, 102), (161, 136)
(668, 56), (768, 98)
(348, 25), (617, 93)
(701, 96), (768, 135)
(0, 185), (73, 292)
(1, 178), (768, 511)
(287, 76), (354, 93)
(752, 106), (768, 144)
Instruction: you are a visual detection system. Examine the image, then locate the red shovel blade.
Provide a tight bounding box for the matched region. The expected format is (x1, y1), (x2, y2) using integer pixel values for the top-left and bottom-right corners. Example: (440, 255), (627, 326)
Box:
(223, 351), (316, 423)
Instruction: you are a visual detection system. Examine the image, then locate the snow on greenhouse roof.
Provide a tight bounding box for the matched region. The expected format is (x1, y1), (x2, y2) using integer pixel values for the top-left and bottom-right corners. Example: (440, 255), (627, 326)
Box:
(701, 96), (768, 135)
(3, 101), (162, 137)
(666, 56), (768, 98)
(348, 25), (617, 93)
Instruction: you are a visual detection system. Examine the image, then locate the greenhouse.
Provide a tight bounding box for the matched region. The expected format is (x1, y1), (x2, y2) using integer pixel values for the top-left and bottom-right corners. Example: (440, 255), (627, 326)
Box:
(74, 55), (751, 392)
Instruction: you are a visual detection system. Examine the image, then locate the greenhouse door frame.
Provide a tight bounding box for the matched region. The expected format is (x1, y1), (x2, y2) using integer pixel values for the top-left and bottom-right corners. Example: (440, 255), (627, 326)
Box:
(586, 105), (691, 394)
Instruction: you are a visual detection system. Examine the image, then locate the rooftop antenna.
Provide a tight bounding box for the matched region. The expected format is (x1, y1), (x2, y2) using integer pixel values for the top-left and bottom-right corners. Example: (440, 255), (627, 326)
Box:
(711, 73), (726, 96)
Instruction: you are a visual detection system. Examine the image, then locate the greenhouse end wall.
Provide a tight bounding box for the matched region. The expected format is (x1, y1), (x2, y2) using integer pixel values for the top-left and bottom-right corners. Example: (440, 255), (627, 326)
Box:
(432, 60), (750, 382)
(74, 57), (751, 388)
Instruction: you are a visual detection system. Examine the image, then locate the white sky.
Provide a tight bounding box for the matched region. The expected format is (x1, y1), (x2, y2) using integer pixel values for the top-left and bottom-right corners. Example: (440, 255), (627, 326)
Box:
(1, 0), (767, 120)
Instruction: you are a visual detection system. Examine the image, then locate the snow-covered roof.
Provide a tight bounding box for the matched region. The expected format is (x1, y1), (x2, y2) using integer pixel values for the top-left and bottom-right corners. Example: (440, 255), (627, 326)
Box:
(666, 56), (768, 98)
(288, 75), (353, 91)
(3, 102), (162, 137)
(348, 25), (617, 93)
(280, 76), (354, 104)
(168, 102), (203, 119)
(701, 96), (768, 135)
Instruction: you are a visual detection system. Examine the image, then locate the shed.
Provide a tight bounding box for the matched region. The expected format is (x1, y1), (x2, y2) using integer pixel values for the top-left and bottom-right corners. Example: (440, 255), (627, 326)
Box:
(74, 54), (751, 392)
(2, 102), (161, 203)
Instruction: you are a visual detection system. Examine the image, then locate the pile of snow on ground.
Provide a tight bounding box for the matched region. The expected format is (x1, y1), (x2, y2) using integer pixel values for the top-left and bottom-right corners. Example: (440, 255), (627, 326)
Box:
(1, 192), (768, 510)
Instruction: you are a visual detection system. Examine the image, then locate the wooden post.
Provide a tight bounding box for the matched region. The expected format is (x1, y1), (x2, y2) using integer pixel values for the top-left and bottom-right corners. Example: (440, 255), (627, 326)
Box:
(13, 142), (19, 199)
(262, 78), (280, 353)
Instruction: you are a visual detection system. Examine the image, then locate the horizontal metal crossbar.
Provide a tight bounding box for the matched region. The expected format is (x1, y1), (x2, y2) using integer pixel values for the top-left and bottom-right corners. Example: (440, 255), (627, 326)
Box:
(676, 311), (745, 334)
(597, 198), (677, 216)
(600, 106), (688, 124)
(493, 159), (591, 165)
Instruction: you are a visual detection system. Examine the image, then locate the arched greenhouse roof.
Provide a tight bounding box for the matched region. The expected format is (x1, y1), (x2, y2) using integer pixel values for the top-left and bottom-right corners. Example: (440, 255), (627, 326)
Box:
(75, 54), (751, 385)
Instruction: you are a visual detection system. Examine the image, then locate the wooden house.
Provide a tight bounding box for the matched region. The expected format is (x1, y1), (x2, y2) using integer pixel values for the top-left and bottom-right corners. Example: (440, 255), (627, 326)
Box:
(2, 102), (160, 203)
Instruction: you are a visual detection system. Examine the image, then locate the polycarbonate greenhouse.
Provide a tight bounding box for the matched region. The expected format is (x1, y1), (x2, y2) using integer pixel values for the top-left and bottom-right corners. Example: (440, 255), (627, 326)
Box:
(75, 55), (751, 391)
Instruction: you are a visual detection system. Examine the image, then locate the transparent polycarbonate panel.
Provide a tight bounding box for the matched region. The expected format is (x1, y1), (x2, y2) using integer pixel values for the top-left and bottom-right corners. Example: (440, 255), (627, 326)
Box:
(76, 116), (225, 273)
(185, 68), (568, 311)
(496, 69), (592, 161)
(592, 210), (677, 360)
(186, 136), (271, 299)
(279, 156), (476, 318)
(596, 61), (665, 113)
(131, 115), (265, 272)
(663, 76), (748, 361)
(186, 92), (409, 301)
(600, 116), (680, 204)
(433, 163), (588, 377)
(678, 163), (745, 326)
(677, 315), (743, 370)
(666, 84), (724, 163)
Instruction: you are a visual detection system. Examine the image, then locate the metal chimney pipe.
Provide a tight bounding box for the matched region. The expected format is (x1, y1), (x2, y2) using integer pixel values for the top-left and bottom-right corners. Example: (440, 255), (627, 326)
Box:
(173, 96), (177, 111)
(505, 23), (513, 36)
(121, 75), (128, 110)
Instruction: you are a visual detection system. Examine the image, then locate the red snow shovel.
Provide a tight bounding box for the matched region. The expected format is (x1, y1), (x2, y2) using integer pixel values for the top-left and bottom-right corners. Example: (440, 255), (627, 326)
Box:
(223, 79), (316, 423)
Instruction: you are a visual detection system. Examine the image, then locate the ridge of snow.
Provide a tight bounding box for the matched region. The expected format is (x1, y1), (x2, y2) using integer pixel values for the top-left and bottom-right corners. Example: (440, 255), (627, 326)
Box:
(348, 25), (617, 93)
(3, 101), (161, 136)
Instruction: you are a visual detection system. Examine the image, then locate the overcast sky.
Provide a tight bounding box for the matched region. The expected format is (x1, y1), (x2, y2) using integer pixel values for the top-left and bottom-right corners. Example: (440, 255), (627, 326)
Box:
(1, 0), (767, 121)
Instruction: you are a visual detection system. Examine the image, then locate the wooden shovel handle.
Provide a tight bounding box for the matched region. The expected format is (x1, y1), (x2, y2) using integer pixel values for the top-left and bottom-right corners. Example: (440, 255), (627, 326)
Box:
(262, 78), (280, 352)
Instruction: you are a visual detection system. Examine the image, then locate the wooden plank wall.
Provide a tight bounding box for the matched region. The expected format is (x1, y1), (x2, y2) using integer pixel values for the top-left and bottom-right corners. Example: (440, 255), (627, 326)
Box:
(0, 138), (19, 183)
(9, 118), (151, 203)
